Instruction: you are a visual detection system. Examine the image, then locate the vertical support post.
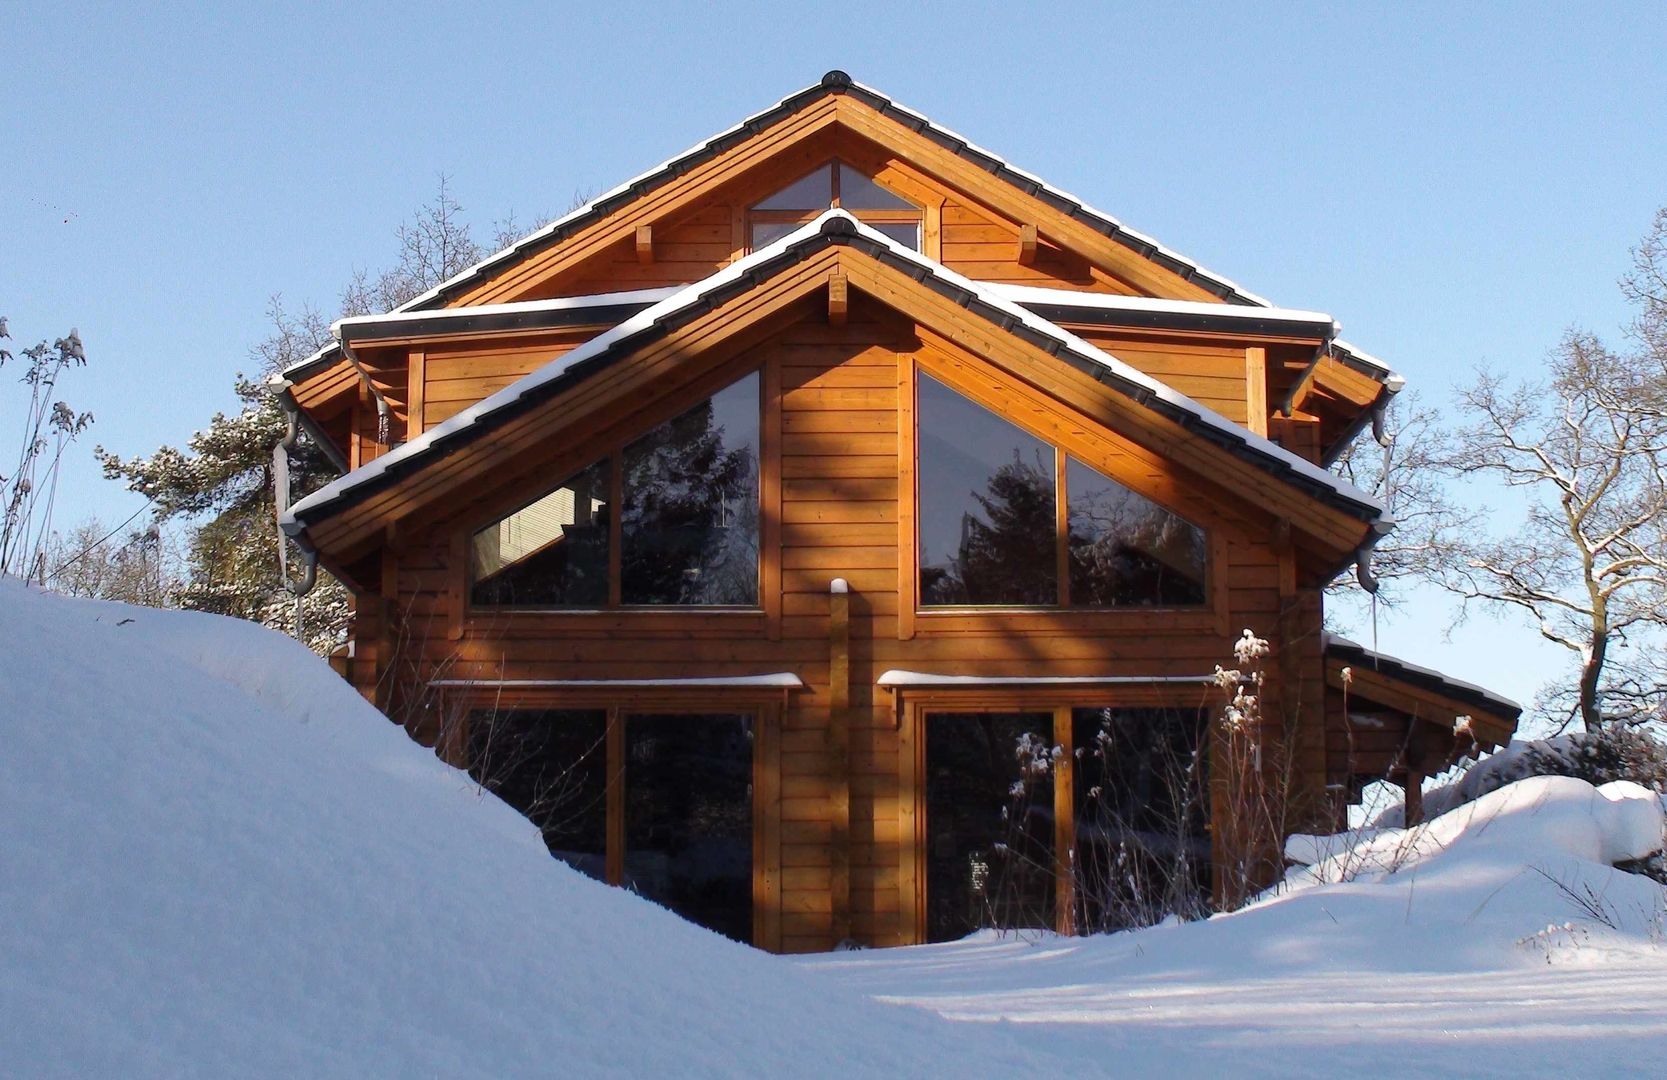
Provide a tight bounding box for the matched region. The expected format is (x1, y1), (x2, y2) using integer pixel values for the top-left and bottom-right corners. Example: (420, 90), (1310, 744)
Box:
(1245, 346), (1269, 437)
(407, 348), (426, 439)
(1053, 704), (1075, 936)
(897, 701), (921, 945)
(1404, 767), (1425, 827)
(829, 578), (852, 947)
(896, 354), (917, 641)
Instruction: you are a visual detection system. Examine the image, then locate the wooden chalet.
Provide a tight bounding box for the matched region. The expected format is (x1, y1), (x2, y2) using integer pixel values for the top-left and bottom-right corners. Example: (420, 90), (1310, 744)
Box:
(276, 72), (1520, 952)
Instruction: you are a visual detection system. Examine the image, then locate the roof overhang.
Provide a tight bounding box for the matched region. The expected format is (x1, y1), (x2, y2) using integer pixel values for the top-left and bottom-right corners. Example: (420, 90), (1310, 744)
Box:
(1324, 633), (1521, 751)
(283, 213), (1388, 571)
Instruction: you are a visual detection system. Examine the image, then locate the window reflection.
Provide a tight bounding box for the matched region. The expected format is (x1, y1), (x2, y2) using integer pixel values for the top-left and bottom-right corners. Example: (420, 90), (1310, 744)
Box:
(467, 709), (610, 882)
(621, 372), (760, 605)
(1067, 458), (1207, 606)
(470, 459), (611, 607)
(917, 373), (1057, 605)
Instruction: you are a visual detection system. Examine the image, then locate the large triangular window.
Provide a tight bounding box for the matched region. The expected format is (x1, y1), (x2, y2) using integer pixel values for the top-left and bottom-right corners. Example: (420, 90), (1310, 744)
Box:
(916, 372), (1207, 608)
(748, 162), (921, 251)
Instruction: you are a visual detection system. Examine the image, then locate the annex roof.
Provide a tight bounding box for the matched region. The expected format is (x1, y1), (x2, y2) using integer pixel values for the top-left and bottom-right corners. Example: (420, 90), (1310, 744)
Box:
(283, 211), (1388, 540)
(1323, 633), (1523, 720)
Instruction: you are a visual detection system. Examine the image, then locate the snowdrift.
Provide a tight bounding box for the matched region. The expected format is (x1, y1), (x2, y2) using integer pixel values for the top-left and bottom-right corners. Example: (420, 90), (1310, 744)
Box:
(0, 579), (1055, 1077)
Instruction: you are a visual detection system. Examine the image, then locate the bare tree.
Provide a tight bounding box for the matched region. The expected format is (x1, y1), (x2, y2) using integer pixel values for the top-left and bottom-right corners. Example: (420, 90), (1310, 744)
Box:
(1330, 392), (1469, 608)
(1436, 304), (1667, 731)
(40, 517), (181, 606)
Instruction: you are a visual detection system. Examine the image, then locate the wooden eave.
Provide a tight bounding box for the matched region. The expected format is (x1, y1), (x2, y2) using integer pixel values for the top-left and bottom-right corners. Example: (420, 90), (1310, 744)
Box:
(1324, 643), (1520, 753)
(287, 224), (1382, 572)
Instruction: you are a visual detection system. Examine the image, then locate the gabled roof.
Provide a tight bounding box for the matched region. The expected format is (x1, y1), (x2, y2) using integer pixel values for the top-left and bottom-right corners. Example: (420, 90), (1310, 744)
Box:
(276, 71), (1401, 415)
(283, 211), (1387, 542)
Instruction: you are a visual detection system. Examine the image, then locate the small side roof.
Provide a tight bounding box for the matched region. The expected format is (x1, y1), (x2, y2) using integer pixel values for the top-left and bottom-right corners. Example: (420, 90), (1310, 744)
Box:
(1324, 633), (1523, 720)
(283, 211), (1387, 540)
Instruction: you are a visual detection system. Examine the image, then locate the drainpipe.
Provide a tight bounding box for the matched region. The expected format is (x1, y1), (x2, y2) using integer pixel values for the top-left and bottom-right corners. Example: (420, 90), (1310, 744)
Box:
(275, 394), (320, 597)
(339, 336), (393, 446)
(1353, 526), (1385, 595)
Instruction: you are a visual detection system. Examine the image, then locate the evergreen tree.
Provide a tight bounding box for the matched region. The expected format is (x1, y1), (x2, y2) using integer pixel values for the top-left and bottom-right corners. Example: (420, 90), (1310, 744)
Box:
(944, 454), (1057, 605)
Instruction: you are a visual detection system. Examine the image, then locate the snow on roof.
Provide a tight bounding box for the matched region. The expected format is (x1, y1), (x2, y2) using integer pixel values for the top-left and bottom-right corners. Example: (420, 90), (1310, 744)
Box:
(1323, 632), (1522, 716)
(990, 283), (1404, 391)
(877, 670), (1214, 688)
(987, 284), (1338, 328)
(329, 286), (681, 338)
(427, 673), (803, 690)
(285, 211), (1386, 533)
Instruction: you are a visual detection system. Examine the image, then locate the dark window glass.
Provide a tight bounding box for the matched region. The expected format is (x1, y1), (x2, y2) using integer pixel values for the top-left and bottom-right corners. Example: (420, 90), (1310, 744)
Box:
(625, 713), (753, 942)
(1067, 458), (1207, 606)
(1071, 706), (1211, 932)
(837, 164), (915, 210)
(869, 221), (921, 249)
(917, 373), (1057, 605)
(621, 372), (760, 605)
(748, 221), (803, 249)
(925, 712), (1055, 942)
(471, 459), (611, 607)
(753, 165), (833, 210)
(466, 709), (610, 882)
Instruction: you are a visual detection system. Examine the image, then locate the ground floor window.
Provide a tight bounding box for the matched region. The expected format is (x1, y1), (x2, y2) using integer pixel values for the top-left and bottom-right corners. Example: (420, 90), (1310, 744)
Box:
(466, 707), (755, 943)
(924, 712), (1056, 943)
(917, 701), (1210, 942)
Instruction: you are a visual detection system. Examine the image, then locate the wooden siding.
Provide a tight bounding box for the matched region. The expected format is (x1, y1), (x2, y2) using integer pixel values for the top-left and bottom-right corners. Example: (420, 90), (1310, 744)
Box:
(353, 295), (1334, 953)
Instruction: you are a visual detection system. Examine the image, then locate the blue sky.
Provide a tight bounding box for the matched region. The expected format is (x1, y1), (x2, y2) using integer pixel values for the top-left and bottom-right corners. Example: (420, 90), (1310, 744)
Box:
(4, 2), (1664, 724)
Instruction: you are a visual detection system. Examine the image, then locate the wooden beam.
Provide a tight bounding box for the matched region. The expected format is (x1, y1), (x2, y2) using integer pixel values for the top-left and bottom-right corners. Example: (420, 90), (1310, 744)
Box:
(829, 578), (851, 947)
(1245, 346), (1268, 437)
(635, 224), (653, 266)
(1018, 223), (1038, 266)
(827, 272), (848, 327)
(606, 706), (625, 886)
(1053, 704), (1075, 936)
(407, 348), (426, 438)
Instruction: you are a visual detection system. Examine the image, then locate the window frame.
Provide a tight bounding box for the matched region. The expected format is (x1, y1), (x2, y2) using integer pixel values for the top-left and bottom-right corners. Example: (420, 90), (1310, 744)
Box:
(458, 367), (767, 617)
(745, 159), (924, 253)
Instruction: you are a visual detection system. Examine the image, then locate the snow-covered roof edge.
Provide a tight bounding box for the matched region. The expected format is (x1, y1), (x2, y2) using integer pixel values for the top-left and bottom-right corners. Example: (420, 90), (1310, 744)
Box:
(429, 673), (803, 689)
(877, 671), (1215, 687)
(284, 211), (1387, 535)
(1323, 633), (1522, 718)
(330, 286), (681, 338)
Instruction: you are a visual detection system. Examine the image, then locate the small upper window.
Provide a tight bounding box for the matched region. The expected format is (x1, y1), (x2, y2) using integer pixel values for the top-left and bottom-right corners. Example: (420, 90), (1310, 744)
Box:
(747, 161), (922, 252)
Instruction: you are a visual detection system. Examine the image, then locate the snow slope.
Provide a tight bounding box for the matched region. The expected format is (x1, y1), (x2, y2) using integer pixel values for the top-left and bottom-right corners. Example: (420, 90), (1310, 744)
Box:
(6, 574), (1666, 1078)
(0, 578), (1059, 1077)
(808, 777), (1667, 1078)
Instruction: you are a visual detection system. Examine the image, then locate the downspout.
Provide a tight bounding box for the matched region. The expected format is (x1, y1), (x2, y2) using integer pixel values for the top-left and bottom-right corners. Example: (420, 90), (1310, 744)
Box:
(339, 336), (393, 446)
(275, 394), (320, 597)
(1353, 525), (1385, 595)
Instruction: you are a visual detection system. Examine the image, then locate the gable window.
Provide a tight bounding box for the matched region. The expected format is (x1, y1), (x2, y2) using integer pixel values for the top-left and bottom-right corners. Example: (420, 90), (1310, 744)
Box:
(916, 372), (1208, 608)
(469, 371), (761, 609)
(748, 162), (921, 251)
(622, 371), (760, 605)
(470, 459), (611, 607)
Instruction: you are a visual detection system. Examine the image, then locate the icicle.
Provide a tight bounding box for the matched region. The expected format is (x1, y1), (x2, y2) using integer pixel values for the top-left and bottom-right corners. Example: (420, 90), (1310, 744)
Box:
(376, 408), (391, 446)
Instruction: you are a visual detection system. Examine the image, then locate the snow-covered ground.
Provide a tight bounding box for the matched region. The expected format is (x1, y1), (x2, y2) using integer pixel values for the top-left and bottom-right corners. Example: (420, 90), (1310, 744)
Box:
(5, 576), (1666, 1077)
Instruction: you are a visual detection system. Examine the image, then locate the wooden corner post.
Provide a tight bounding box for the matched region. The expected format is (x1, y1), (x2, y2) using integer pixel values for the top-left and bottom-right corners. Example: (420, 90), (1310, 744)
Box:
(829, 577), (852, 947)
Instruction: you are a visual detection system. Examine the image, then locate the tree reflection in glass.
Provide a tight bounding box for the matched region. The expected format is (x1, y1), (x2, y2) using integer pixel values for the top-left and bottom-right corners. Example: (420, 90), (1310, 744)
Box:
(1066, 457), (1206, 606)
(621, 373), (760, 605)
(917, 373), (1056, 605)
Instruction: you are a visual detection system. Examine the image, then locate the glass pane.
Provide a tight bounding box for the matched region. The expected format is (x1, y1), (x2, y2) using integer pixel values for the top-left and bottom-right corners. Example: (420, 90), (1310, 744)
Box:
(917, 373), (1057, 605)
(867, 220), (921, 250)
(926, 712), (1055, 942)
(1071, 706), (1211, 931)
(749, 221), (802, 250)
(467, 709), (610, 882)
(1067, 457), (1207, 606)
(752, 165), (833, 210)
(621, 372), (760, 605)
(838, 164), (915, 210)
(625, 713), (753, 942)
(471, 459), (611, 607)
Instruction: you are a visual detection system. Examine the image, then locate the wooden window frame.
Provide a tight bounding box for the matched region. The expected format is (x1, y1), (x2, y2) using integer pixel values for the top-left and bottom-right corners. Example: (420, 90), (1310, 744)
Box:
(895, 683), (1216, 945)
(457, 367), (770, 620)
(444, 688), (784, 949)
(745, 159), (924, 253)
(899, 357), (1229, 639)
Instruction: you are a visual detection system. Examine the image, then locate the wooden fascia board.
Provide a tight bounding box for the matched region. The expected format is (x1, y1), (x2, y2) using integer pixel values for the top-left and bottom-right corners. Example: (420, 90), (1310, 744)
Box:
(449, 100), (844, 308)
(1326, 659), (1515, 748)
(290, 362), (359, 411)
(828, 97), (1222, 302)
(303, 249), (844, 554)
(338, 321), (617, 353)
(835, 257), (1371, 556)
